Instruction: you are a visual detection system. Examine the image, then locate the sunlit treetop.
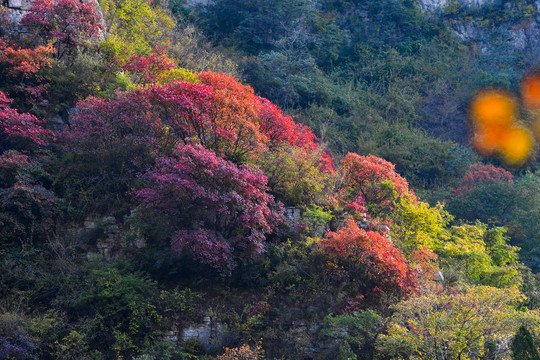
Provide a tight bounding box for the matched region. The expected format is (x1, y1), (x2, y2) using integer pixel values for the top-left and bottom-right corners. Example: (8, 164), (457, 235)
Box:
(341, 153), (414, 217)
(98, 0), (175, 59)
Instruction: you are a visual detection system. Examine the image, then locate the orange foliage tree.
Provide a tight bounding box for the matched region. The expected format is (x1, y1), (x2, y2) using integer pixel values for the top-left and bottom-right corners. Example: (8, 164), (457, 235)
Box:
(341, 153), (415, 217)
(0, 35), (53, 109)
(199, 72), (267, 162)
(320, 219), (417, 300)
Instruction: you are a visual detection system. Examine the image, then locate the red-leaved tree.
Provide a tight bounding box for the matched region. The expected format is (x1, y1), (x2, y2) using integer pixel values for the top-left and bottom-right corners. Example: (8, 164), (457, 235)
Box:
(198, 72), (267, 161)
(62, 73), (335, 209)
(135, 144), (283, 274)
(0, 36), (53, 108)
(452, 163), (514, 196)
(120, 52), (177, 85)
(320, 219), (417, 300)
(61, 82), (212, 210)
(341, 153), (414, 217)
(66, 76), (269, 161)
(21, 0), (104, 59)
(0, 91), (52, 151)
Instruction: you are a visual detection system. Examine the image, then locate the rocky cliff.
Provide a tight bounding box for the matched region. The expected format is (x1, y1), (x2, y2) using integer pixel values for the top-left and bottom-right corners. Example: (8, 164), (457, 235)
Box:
(418, 0), (540, 66)
(3, 0), (32, 23)
(418, 0), (502, 12)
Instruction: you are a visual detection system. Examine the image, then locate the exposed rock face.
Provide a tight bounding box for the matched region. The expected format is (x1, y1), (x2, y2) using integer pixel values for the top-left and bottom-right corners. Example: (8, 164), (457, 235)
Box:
(418, 0), (540, 61)
(181, 316), (231, 351)
(61, 214), (147, 259)
(418, 0), (450, 12)
(284, 207), (302, 224)
(418, 0), (502, 12)
(2, 0), (33, 23)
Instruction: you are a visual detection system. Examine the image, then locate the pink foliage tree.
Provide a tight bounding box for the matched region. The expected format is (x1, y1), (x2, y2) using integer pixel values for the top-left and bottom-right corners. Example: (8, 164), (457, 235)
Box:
(135, 144), (283, 274)
(0, 91), (52, 151)
(452, 163), (514, 196)
(21, 0), (104, 59)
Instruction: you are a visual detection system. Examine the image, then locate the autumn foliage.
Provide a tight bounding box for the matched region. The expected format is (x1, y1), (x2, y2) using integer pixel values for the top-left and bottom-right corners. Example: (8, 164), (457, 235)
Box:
(135, 144), (283, 273)
(21, 0), (104, 58)
(198, 71), (267, 160)
(217, 342), (265, 360)
(258, 97), (334, 171)
(0, 92), (52, 150)
(62, 72), (334, 210)
(0, 36), (53, 106)
(66, 80), (213, 152)
(119, 52), (195, 86)
(68, 73), (269, 160)
(1, 1), (540, 358)
(320, 219), (417, 299)
(341, 153), (414, 216)
(452, 163), (514, 196)
(254, 97), (334, 205)
(258, 97), (324, 153)
(377, 286), (536, 360)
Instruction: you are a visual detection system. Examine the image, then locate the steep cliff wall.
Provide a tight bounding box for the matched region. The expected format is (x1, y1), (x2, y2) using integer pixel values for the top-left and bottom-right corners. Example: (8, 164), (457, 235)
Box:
(418, 0), (540, 64)
(2, 0), (32, 23)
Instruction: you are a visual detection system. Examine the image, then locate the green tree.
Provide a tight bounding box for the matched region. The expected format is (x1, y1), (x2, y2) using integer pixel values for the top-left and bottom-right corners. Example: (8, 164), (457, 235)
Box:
(99, 0), (175, 59)
(511, 325), (540, 360)
(391, 196), (450, 255)
(377, 286), (540, 360)
(436, 224), (521, 288)
(319, 310), (382, 360)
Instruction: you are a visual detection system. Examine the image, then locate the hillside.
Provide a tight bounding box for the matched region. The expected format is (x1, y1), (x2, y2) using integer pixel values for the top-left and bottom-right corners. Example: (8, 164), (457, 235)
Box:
(1, 0), (540, 359)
